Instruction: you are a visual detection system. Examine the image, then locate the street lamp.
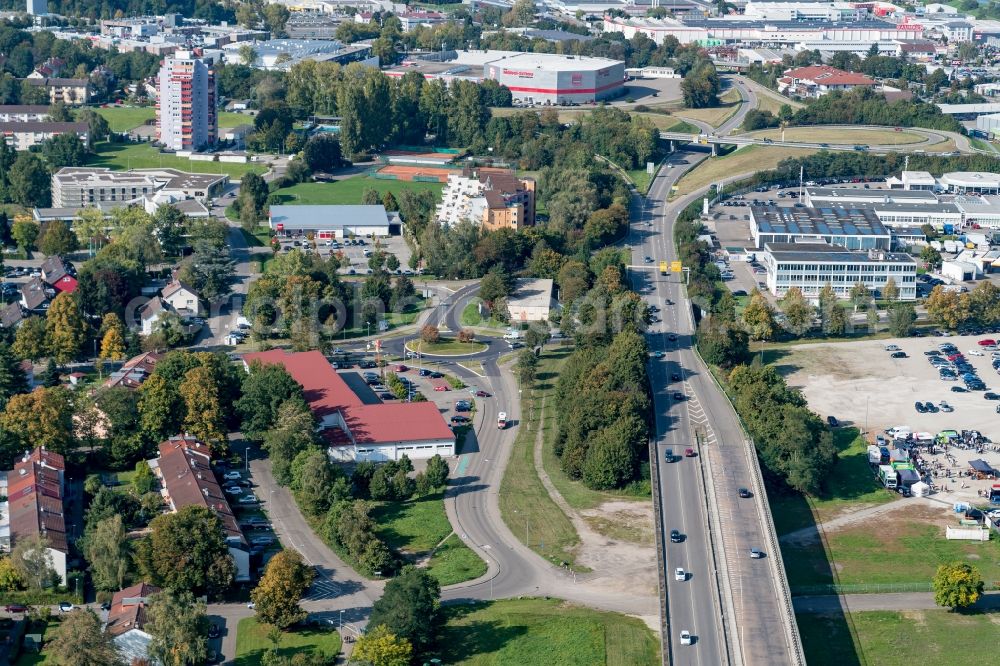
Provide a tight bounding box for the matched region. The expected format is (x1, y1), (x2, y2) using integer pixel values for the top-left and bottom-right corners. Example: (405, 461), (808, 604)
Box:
(339, 610), (343, 632)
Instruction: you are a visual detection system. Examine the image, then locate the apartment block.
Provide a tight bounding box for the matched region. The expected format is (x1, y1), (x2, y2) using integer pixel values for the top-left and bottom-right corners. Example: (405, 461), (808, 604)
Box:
(157, 51), (217, 151)
(0, 121), (89, 151)
(436, 168), (536, 231)
(762, 242), (917, 301)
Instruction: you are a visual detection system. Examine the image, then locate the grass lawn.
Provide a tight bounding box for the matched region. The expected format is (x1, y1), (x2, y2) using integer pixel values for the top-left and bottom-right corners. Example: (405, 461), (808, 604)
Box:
(970, 136), (996, 152)
(499, 348), (582, 567)
(676, 87), (742, 128)
(13, 618), (61, 666)
(744, 127), (924, 145)
(673, 145), (817, 196)
(627, 168), (653, 193)
(767, 428), (897, 537)
(87, 142), (267, 178)
(270, 177), (444, 206)
(372, 492), (486, 585)
(235, 618), (341, 666)
(426, 533), (488, 586)
(798, 609), (1000, 666)
(438, 598), (660, 666)
(219, 111), (252, 128)
(92, 106), (155, 132)
(460, 302), (506, 330)
(754, 92), (792, 116)
(410, 338), (488, 356)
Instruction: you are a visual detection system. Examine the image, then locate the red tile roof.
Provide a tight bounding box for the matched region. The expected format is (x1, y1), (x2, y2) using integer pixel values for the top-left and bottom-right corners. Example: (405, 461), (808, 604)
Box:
(103, 351), (162, 389)
(155, 437), (244, 544)
(243, 350), (454, 446)
(52, 275), (77, 294)
(106, 582), (160, 636)
(6, 448), (68, 554)
(782, 65), (876, 87)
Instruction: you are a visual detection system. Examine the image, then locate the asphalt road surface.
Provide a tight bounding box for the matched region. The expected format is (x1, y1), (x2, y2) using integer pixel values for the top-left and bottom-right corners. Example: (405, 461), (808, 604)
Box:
(632, 155), (802, 665)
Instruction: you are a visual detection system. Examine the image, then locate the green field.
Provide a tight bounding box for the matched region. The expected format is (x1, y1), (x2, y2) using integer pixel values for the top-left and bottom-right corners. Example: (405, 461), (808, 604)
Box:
(438, 598), (659, 666)
(372, 492), (486, 586)
(460, 301), (506, 330)
(87, 142), (267, 178)
(673, 144), (817, 196)
(219, 111), (253, 128)
(676, 86), (743, 128)
(92, 106), (155, 132)
(271, 178), (444, 206)
(798, 609), (1000, 666)
(235, 618), (341, 666)
(499, 348), (582, 567)
(767, 428), (897, 537)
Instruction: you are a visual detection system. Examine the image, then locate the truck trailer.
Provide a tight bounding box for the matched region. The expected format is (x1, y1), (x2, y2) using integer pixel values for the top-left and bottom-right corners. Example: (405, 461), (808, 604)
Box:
(878, 464), (899, 489)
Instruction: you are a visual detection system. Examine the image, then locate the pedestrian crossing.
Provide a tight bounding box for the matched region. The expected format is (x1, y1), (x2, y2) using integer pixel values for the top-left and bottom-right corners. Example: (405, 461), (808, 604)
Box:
(302, 577), (341, 601)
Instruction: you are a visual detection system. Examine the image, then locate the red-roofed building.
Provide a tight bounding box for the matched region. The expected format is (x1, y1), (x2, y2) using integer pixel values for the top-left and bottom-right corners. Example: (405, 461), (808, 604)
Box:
(104, 582), (160, 664)
(51, 275), (78, 294)
(778, 65), (878, 99)
(243, 350), (455, 462)
(148, 436), (249, 581)
(0, 448), (69, 585)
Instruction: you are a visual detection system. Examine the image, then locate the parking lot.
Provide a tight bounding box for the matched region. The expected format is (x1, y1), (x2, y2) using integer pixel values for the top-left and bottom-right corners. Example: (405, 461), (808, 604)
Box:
(775, 333), (1000, 440)
(274, 233), (414, 277)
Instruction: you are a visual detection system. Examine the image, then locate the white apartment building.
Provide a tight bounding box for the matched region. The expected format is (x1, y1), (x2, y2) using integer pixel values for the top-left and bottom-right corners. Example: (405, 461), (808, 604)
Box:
(762, 242), (918, 301)
(0, 105), (52, 122)
(157, 51), (217, 151)
(0, 121), (89, 151)
(51, 167), (227, 207)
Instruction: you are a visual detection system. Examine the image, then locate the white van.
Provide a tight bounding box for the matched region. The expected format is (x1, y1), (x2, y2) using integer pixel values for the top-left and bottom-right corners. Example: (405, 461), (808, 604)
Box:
(885, 426), (912, 439)
(503, 330), (521, 341)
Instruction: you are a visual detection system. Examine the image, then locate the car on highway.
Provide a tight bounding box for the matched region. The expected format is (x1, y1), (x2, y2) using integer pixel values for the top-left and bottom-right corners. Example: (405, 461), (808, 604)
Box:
(680, 630), (692, 646)
(475, 390), (491, 398)
(669, 529), (683, 543)
(738, 487), (752, 498)
(418, 368), (430, 376)
(684, 448), (696, 457)
(667, 334), (677, 342)
(433, 385), (450, 392)
(670, 373), (681, 382)
(749, 548), (764, 559)
(674, 567), (686, 581)
(650, 351), (665, 359)
(672, 391), (684, 401)
(644, 256), (653, 263)
(664, 448), (673, 462)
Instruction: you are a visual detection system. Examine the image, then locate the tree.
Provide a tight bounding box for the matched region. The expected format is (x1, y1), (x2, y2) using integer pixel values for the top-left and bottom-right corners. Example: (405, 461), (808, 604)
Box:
(420, 324), (439, 345)
(352, 625), (413, 666)
(741, 290), (777, 341)
(237, 362), (304, 439)
(10, 216), (39, 253)
(680, 62), (720, 108)
(424, 454), (449, 488)
(9, 153), (51, 207)
(99, 313), (127, 362)
(11, 533), (56, 590)
(39, 220), (80, 256)
(778, 287), (814, 336)
(152, 205), (189, 257)
(888, 303), (916, 337)
(47, 609), (124, 666)
(46, 292), (88, 363)
(138, 374), (182, 443)
(82, 515), (129, 592)
(262, 400), (316, 485)
(251, 549), (315, 629)
(1, 387), (74, 454)
(503, 0), (536, 27)
(882, 277), (899, 303)
(42, 133), (87, 168)
(179, 366), (226, 448)
(146, 589), (209, 666)
(291, 448), (337, 515)
(367, 566), (440, 655)
(301, 134), (343, 172)
(848, 282), (870, 313)
(385, 254), (400, 272)
(926, 286), (970, 330)
(238, 44), (258, 66)
(921, 245), (942, 269)
(0, 342), (28, 411)
(179, 242), (234, 303)
(12, 316), (47, 361)
(515, 348), (538, 386)
(0, 556), (24, 592)
(479, 270), (512, 305)
(138, 505), (236, 598)
(933, 562), (984, 610)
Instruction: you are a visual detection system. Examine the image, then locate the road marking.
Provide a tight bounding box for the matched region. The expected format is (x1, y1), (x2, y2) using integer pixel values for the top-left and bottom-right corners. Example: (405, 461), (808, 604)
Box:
(455, 455), (471, 476)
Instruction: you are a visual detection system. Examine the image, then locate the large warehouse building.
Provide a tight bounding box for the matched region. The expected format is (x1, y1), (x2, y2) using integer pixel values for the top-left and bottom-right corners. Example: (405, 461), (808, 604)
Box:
(268, 205), (401, 239)
(386, 50), (625, 105)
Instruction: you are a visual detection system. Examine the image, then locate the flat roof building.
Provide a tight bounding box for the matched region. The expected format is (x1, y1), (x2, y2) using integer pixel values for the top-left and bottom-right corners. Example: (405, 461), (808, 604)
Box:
(750, 205), (891, 250)
(507, 278), (554, 322)
(52, 167), (227, 208)
(268, 204), (399, 239)
(804, 186), (940, 206)
(243, 350), (455, 462)
(939, 172), (1000, 194)
(762, 242), (917, 300)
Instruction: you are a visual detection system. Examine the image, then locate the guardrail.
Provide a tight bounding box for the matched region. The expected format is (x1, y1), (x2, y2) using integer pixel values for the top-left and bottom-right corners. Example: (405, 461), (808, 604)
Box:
(648, 436), (671, 666)
(701, 364), (806, 666)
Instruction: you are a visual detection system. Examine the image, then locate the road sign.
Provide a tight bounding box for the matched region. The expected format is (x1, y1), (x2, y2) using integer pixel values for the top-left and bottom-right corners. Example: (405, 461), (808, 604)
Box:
(671, 261), (682, 273)
(646, 161), (655, 174)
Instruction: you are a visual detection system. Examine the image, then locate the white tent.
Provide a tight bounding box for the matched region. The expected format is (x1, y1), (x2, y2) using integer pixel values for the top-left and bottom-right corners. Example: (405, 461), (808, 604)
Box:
(911, 481), (931, 497)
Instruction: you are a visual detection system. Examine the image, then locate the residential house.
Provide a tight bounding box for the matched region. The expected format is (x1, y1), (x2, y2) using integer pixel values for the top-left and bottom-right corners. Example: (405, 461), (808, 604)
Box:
(0, 448), (69, 586)
(0, 105), (52, 122)
(149, 436), (249, 581)
(161, 281), (202, 317)
(139, 296), (169, 335)
(0, 121), (90, 151)
(28, 58), (66, 80)
(103, 351), (163, 389)
(104, 582), (161, 665)
(0, 302), (24, 329)
(23, 78), (91, 105)
(19, 277), (52, 312)
(435, 168), (537, 231)
(777, 65), (878, 98)
(40, 256), (77, 294)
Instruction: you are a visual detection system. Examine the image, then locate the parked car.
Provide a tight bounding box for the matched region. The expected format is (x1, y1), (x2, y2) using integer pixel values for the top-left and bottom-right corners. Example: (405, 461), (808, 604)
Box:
(379, 392), (395, 400)
(433, 385), (450, 392)
(939, 401), (954, 413)
(885, 344), (900, 352)
(891, 351), (907, 359)
(394, 364), (408, 372)
(915, 401), (927, 413)
(827, 416), (839, 427)
(450, 415), (470, 424)
(3, 604), (27, 613)
(237, 494), (259, 504)
(58, 602), (75, 613)
(985, 392), (1000, 400)
(952, 386), (969, 393)
(223, 471), (242, 481)
(224, 485), (244, 495)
